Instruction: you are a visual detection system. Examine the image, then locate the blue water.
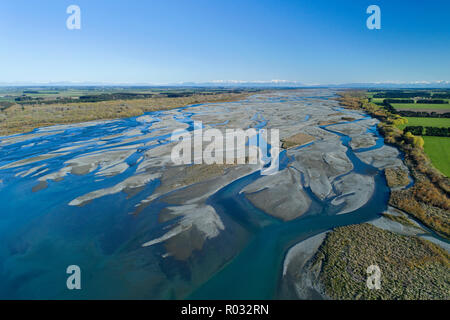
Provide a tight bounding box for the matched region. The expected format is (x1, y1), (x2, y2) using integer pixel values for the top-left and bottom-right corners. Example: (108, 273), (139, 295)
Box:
(189, 112), (390, 299)
(0, 92), (392, 299)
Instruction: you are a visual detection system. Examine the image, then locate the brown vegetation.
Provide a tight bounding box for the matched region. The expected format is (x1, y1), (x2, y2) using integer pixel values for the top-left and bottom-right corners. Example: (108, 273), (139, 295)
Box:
(384, 167), (410, 188)
(281, 133), (315, 149)
(381, 212), (421, 228)
(0, 91), (253, 136)
(312, 223), (449, 300)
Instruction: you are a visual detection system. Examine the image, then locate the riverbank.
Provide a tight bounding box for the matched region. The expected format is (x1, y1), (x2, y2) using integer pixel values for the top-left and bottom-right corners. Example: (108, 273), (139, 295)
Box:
(0, 89), (395, 299)
(0, 90), (257, 136)
(338, 91), (449, 238)
(2, 88), (446, 299)
(280, 91), (450, 300)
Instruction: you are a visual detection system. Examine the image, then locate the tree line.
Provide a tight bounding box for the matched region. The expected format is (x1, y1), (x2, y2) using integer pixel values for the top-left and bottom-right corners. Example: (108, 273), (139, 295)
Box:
(432, 93), (450, 99)
(416, 99), (448, 104)
(383, 101), (450, 118)
(373, 91), (431, 98)
(384, 99), (415, 104)
(381, 99), (448, 104)
(404, 126), (450, 137)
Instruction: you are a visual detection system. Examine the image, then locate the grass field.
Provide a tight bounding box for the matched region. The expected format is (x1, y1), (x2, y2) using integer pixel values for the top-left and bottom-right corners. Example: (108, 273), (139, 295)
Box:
(394, 116), (450, 176)
(397, 117), (450, 130)
(423, 136), (450, 177)
(392, 103), (450, 110)
(371, 98), (385, 104)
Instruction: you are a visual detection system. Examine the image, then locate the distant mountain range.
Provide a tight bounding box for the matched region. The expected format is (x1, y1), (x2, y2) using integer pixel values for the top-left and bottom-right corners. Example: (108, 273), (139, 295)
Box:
(177, 80), (450, 88)
(1, 80), (449, 88)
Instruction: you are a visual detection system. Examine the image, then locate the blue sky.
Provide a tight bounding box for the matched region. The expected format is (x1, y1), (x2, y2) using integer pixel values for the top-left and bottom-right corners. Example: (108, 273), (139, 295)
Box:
(1, 0), (449, 84)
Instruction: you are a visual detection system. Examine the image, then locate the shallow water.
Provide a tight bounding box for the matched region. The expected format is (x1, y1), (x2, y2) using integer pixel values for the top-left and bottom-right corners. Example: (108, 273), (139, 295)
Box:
(0, 91), (396, 299)
(189, 110), (390, 299)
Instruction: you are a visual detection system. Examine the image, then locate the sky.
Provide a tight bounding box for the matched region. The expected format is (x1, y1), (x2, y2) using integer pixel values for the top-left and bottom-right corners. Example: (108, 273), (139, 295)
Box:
(0, 0), (449, 85)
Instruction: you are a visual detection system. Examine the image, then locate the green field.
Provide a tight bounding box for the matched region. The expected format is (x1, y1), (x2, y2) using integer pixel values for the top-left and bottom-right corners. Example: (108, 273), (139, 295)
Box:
(371, 98), (385, 104)
(392, 103), (450, 110)
(394, 116), (450, 177)
(397, 117), (450, 130)
(423, 136), (450, 177)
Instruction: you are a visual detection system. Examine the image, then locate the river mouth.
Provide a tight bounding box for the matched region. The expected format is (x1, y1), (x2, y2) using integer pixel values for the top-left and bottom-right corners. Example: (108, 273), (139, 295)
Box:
(0, 89), (395, 299)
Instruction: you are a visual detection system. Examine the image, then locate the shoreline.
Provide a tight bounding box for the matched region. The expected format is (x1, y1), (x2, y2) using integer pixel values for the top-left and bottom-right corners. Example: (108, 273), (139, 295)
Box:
(337, 91), (449, 238)
(281, 91), (449, 300)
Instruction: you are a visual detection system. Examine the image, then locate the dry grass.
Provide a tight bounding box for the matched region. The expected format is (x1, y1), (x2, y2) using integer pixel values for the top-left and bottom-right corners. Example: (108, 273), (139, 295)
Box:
(281, 133), (315, 149)
(312, 224), (450, 300)
(384, 167), (410, 188)
(0, 92), (252, 136)
(381, 212), (421, 228)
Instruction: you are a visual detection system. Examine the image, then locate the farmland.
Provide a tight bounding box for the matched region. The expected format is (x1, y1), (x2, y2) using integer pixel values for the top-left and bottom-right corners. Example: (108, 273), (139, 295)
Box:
(391, 103), (450, 110)
(394, 114), (450, 177)
(423, 136), (450, 177)
(369, 89), (450, 178)
(396, 117), (450, 130)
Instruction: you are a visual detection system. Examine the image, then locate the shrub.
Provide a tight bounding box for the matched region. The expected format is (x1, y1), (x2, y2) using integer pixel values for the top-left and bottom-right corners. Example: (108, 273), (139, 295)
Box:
(404, 126), (423, 136)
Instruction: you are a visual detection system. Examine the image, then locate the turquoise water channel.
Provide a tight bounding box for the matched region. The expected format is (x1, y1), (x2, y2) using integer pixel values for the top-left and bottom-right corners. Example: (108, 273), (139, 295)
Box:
(0, 93), (390, 299)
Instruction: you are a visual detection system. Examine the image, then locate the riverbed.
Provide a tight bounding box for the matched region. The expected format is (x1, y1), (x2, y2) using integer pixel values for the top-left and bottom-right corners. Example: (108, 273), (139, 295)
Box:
(0, 89), (431, 299)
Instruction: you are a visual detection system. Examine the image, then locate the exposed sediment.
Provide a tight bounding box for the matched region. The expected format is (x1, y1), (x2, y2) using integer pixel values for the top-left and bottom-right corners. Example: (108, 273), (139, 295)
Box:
(241, 167), (311, 221)
(356, 145), (407, 170)
(1, 89), (428, 300)
(280, 232), (329, 299)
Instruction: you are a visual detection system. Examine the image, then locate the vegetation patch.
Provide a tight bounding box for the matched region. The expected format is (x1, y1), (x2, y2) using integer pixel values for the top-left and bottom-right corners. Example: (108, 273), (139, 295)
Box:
(318, 120), (338, 126)
(381, 212), (421, 229)
(281, 133), (315, 149)
(0, 89), (257, 136)
(384, 167), (410, 188)
(390, 180), (450, 239)
(312, 224), (450, 300)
